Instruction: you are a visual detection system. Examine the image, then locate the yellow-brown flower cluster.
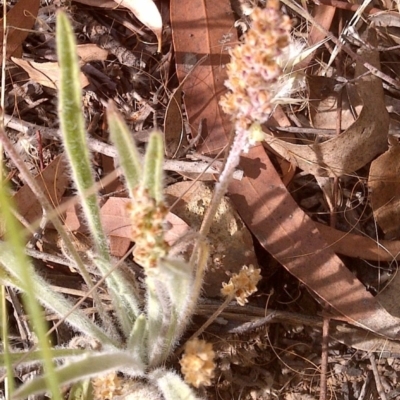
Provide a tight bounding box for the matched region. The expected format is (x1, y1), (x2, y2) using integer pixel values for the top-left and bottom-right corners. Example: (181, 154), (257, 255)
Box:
(180, 338), (216, 388)
(92, 372), (122, 399)
(221, 264), (262, 306)
(220, 0), (291, 134)
(127, 186), (169, 269)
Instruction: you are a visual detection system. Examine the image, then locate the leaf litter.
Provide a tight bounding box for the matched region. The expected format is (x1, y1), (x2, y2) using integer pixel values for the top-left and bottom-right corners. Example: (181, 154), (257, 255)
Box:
(5, 0), (400, 398)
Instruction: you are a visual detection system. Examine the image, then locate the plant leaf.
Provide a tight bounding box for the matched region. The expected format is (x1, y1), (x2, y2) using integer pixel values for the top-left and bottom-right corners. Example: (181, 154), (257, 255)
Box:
(0, 348), (88, 367)
(56, 11), (109, 262)
(263, 38), (389, 177)
(56, 11), (141, 334)
(107, 101), (143, 197)
(143, 131), (164, 202)
(150, 368), (203, 400)
(12, 352), (146, 399)
(0, 183), (61, 400)
(0, 242), (118, 347)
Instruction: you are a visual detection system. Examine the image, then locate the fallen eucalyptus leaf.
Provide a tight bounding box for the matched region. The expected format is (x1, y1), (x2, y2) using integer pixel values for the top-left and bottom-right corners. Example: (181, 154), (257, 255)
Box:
(368, 136), (400, 239)
(264, 37), (389, 177)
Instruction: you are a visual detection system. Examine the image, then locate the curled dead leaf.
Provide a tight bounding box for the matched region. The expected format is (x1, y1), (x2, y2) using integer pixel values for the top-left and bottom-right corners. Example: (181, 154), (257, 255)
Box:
(117, 0), (162, 52)
(264, 40), (389, 177)
(368, 137), (400, 239)
(12, 57), (89, 90)
(76, 44), (109, 63)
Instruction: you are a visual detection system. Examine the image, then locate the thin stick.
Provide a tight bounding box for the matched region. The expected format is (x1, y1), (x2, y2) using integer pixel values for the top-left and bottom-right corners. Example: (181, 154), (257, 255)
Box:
(3, 114), (242, 178)
(319, 317), (330, 400)
(369, 353), (388, 400)
(280, 0), (400, 89)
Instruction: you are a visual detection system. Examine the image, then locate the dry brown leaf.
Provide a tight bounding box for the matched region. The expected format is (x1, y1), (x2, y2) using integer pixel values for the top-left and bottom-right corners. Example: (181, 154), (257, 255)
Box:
(368, 137), (400, 239)
(71, 0), (162, 50)
(315, 222), (400, 261)
(164, 87), (186, 158)
(331, 320), (400, 354)
(12, 57), (89, 89)
(375, 266), (400, 319)
(0, 155), (68, 237)
(164, 56), (208, 159)
(370, 11), (400, 45)
(117, 0), (162, 52)
(100, 198), (132, 257)
(164, 212), (190, 247)
(228, 144), (400, 339)
(0, 0), (40, 62)
(64, 197), (190, 258)
(76, 44), (109, 63)
(306, 75), (361, 130)
(264, 38), (389, 177)
(100, 198), (133, 239)
(63, 199), (81, 232)
(64, 197), (132, 237)
(170, 0), (236, 155)
(70, 0), (117, 7)
(64, 197), (132, 257)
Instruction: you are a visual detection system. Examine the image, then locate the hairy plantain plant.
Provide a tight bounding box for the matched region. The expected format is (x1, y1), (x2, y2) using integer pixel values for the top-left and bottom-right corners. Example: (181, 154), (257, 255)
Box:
(0, 11), (210, 400)
(0, 1), (286, 396)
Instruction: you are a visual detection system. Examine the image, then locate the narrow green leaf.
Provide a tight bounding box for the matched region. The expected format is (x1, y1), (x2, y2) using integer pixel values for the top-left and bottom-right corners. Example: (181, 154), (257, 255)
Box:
(56, 11), (140, 333)
(107, 101), (143, 197)
(0, 243), (118, 347)
(150, 369), (203, 400)
(68, 379), (93, 400)
(56, 11), (109, 263)
(145, 274), (170, 366)
(0, 183), (61, 400)
(126, 314), (147, 363)
(154, 258), (195, 363)
(143, 131), (164, 202)
(0, 348), (88, 366)
(12, 351), (146, 399)
(1, 285), (15, 397)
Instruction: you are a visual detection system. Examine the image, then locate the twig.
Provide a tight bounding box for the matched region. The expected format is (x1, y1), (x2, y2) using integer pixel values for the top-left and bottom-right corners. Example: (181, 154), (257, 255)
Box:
(319, 317), (330, 400)
(369, 353), (388, 400)
(313, 0), (381, 14)
(3, 114), (243, 179)
(6, 287), (33, 348)
(176, 295), (235, 356)
(358, 371), (373, 400)
(280, 0), (400, 90)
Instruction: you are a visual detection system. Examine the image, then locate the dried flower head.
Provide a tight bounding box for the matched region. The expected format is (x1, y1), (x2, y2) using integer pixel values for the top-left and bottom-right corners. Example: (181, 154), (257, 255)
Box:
(221, 264), (262, 306)
(220, 0), (291, 143)
(127, 186), (169, 268)
(180, 338), (215, 388)
(92, 371), (123, 399)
